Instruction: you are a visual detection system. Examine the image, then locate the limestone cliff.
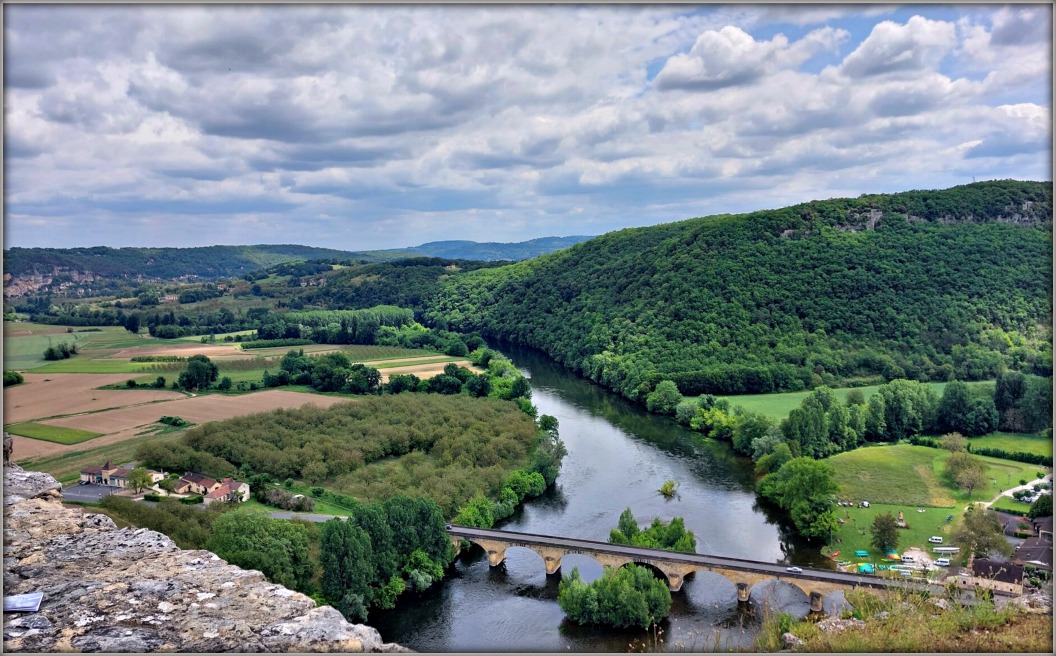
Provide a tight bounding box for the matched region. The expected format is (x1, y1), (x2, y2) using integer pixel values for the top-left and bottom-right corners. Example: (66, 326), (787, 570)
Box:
(2, 464), (408, 652)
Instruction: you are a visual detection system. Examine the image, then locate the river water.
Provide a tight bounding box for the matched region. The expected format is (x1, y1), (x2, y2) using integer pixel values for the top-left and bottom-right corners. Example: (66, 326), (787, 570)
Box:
(370, 344), (831, 652)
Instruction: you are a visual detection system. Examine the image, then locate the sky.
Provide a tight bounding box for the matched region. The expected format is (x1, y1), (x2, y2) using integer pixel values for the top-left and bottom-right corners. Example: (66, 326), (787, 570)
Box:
(3, 3), (1052, 251)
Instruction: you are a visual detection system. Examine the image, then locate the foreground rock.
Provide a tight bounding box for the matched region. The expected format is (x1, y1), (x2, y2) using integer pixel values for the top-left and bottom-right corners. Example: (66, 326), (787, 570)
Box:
(3, 464), (409, 652)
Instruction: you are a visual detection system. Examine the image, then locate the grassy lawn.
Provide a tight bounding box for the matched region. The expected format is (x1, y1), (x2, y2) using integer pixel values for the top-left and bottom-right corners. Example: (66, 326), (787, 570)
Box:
(828, 443), (1050, 509)
(717, 380), (995, 421)
(989, 500), (1035, 516)
(17, 430), (185, 484)
(829, 445), (958, 507)
(828, 502), (956, 559)
(968, 431), (1053, 458)
(5, 422), (105, 445)
(177, 330), (257, 342)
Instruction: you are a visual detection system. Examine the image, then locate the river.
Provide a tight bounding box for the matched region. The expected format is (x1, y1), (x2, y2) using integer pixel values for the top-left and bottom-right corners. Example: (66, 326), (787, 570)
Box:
(370, 344), (832, 652)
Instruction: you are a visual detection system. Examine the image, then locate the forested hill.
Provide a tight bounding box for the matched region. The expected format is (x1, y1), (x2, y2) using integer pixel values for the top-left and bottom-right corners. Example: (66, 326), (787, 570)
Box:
(425, 180), (1053, 400)
(404, 236), (594, 261)
(2, 244), (378, 280)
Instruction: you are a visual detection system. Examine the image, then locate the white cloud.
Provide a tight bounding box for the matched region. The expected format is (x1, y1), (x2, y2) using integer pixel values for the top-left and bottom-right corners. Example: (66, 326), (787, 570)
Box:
(2, 5), (1050, 250)
(840, 15), (957, 78)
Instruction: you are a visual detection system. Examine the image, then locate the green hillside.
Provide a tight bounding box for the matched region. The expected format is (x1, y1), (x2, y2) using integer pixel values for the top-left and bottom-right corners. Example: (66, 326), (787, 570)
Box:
(425, 180), (1053, 400)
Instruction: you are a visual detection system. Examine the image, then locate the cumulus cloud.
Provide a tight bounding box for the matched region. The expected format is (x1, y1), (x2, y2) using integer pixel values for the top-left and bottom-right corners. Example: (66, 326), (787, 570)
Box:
(655, 25), (847, 90)
(840, 15), (957, 78)
(2, 5), (1050, 250)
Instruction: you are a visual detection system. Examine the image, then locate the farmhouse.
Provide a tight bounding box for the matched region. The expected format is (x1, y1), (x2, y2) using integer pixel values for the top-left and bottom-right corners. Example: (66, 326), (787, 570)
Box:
(79, 461), (164, 488)
(949, 558), (1025, 596)
(172, 472), (222, 495)
(202, 478), (251, 506)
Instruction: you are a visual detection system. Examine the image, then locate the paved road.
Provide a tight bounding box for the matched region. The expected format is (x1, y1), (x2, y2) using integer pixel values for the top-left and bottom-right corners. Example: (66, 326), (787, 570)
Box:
(981, 474), (1052, 510)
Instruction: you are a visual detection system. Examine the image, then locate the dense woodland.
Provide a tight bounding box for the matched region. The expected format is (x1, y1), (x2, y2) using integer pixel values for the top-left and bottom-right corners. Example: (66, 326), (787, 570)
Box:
(136, 394), (551, 516)
(427, 181), (1052, 399)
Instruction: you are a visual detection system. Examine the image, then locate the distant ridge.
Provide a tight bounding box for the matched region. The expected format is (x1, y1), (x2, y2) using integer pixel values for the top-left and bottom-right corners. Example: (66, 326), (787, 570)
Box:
(2, 236), (593, 282)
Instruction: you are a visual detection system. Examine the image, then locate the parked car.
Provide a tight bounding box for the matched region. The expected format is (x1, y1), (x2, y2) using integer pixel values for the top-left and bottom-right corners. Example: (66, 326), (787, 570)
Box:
(785, 566), (803, 573)
(928, 536), (943, 544)
(935, 558), (951, 567)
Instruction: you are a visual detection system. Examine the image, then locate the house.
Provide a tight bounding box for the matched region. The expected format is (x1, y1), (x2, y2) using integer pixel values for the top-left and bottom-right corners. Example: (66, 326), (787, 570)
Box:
(993, 510), (1035, 538)
(949, 558), (1025, 596)
(173, 472), (223, 496)
(1032, 515), (1052, 541)
(79, 462), (165, 488)
(202, 478), (251, 506)
(1013, 535), (1053, 573)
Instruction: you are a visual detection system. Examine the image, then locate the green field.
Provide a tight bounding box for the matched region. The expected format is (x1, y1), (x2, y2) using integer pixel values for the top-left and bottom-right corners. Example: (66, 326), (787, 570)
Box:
(5, 422), (105, 445)
(828, 444), (1047, 508)
(717, 380), (995, 421)
(828, 502), (956, 560)
(177, 330), (257, 342)
(969, 432), (1053, 458)
(30, 359), (162, 374)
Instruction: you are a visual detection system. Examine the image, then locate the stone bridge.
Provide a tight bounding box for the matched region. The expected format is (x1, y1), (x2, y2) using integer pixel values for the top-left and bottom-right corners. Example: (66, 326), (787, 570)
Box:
(449, 526), (919, 612)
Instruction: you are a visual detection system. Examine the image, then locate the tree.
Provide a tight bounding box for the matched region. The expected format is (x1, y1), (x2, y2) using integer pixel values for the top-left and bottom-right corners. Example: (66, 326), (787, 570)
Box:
(124, 313), (141, 334)
(870, 512), (900, 552)
(944, 451), (988, 496)
(940, 432), (967, 453)
(954, 462), (988, 497)
(952, 506), (1013, 559)
(320, 518), (374, 622)
(1027, 494), (1052, 519)
(757, 457), (839, 541)
(207, 512), (314, 593)
(558, 565), (671, 629)
(177, 354), (219, 391)
(936, 381), (972, 433)
(127, 467), (154, 494)
(646, 380), (682, 415)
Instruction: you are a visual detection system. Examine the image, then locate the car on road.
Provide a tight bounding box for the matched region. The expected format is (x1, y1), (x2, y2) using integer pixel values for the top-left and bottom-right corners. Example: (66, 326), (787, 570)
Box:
(445, 524), (453, 530)
(785, 566), (803, 573)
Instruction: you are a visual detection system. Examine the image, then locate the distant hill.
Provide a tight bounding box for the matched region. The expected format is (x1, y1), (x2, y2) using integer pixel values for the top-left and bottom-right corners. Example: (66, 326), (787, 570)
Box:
(3, 236), (591, 282)
(425, 180), (1053, 399)
(1, 244), (382, 281)
(401, 236), (594, 261)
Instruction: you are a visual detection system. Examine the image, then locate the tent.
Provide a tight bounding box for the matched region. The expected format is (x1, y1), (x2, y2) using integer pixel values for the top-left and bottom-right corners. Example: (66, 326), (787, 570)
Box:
(858, 563), (874, 574)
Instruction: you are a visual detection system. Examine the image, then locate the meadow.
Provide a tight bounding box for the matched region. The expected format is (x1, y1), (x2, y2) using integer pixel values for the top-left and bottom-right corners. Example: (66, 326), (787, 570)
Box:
(969, 431), (1053, 457)
(716, 380), (995, 421)
(4, 422), (105, 445)
(828, 443), (1045, 508)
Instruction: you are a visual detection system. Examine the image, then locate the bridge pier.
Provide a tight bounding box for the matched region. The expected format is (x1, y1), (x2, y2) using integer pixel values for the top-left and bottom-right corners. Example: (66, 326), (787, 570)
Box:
(666, 572), (684, 592)
(543, 555), (562, 575)
(487, 547), (507, 567)
(736, 582), (751, 603)
(809, 591), (824, 613)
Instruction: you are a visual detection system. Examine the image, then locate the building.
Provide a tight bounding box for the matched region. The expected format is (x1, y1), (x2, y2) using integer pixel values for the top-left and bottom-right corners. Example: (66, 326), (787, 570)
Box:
(950, 558), (1024, 596)
(173, 472), (223, 496)
(79, 461), (164, 488)
(202, 478), (251, 506)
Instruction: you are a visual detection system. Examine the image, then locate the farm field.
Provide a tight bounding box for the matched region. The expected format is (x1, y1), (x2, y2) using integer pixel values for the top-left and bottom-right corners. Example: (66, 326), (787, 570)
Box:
(717, 380), (995, 421)
(8, 390), (354, 462)
(18, 430), (182, 485)
(3, 373), (185, 424)
(4, 422), (104, 445)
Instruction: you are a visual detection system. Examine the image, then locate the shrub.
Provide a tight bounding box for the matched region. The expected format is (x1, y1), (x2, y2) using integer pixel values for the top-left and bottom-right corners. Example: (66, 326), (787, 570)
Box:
(4, 371), (25, 386)
(126, 379), (138, 388)
(181, 495), (204, 505)
(143, 493), (163, 502)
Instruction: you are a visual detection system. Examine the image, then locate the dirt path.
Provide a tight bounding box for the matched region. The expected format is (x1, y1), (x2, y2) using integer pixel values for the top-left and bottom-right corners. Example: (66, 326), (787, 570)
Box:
(378, 360), (482, 383)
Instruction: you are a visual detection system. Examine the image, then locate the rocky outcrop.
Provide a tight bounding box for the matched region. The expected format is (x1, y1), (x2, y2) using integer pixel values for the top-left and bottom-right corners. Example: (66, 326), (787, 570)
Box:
(3, 465), (409, 652)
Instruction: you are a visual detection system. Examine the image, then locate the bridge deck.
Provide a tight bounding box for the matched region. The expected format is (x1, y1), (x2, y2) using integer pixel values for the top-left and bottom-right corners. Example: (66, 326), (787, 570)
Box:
(449, 525), (920, 591)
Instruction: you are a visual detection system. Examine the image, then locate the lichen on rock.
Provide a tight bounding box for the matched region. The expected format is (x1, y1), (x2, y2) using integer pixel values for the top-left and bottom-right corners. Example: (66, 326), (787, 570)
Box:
(3, 464), (410, 652)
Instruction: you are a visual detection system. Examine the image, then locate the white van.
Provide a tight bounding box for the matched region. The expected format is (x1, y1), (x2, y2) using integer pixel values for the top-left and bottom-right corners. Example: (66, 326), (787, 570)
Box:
(935, 558), (950, 567)
(901, 555), (916, 563)
(928, 536), (943, 544)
